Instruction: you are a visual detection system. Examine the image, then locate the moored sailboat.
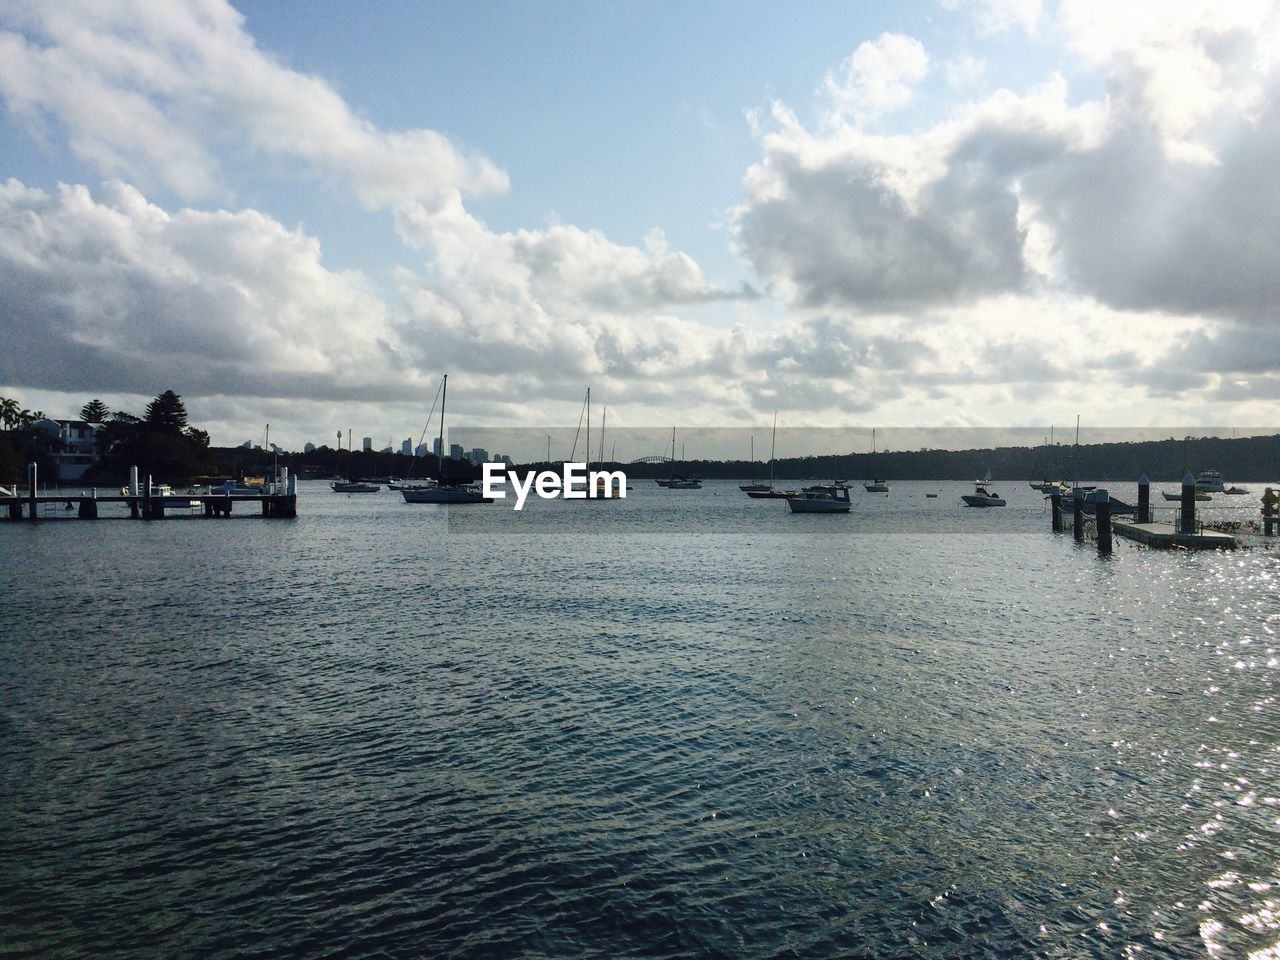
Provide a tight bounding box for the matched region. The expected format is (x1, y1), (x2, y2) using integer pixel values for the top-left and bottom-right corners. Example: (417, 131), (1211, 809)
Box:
(401, 374), (492, 504)
(863, 428), (889, 493)
(743, 412), (796, 498)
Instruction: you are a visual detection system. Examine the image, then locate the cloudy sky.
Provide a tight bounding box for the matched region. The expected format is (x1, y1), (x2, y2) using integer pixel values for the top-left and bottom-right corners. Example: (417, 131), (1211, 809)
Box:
(1, 0), (1278, 454)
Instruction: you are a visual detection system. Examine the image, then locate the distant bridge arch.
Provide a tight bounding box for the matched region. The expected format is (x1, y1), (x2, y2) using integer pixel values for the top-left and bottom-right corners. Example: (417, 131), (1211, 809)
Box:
(630, 455), (674, 464)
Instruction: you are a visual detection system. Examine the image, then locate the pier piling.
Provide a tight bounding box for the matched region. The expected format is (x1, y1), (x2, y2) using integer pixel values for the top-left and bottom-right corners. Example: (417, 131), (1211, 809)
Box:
(1137, 472), (1151, 524)
(1180, 471), (1197, 535)
(1264, 488), (1278, 537)
(26, 463), (38, 521)
(1050, 492), (1063, 532)
(1095, 489), (1112, 556)
(1072, 488), (1085, 542)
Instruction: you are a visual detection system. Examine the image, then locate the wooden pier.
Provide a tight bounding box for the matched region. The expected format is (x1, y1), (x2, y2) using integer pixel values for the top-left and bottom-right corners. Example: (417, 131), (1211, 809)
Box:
(2, 493), (297, 520)
(1050, 473), (1262, 553)
(1, 463), (297, 521)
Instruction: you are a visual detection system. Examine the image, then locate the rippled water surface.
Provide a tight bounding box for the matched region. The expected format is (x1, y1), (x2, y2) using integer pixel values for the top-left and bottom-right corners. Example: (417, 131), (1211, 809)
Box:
(3, 481), (1279, 957)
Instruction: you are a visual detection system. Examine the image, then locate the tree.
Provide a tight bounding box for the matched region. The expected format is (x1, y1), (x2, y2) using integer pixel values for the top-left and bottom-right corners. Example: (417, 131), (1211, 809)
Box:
(80, 399), (110, 423)
(144, 390), (188, 433)
(0, 397), (18, 430)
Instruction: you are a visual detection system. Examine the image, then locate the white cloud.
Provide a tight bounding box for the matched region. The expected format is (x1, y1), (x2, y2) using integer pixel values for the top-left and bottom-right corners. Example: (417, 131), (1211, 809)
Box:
(823, 33), (929, 125)
(942, 0), (1043, 37)
(735, 15), (1280, 326)
(0, 178), (411, 400)
(0, 0), (507, 209)
(944, 54), (988, 92)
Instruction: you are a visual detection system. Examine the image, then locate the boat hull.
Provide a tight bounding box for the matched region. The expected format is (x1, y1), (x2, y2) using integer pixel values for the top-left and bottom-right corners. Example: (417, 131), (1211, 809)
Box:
(961, 495), (1006, 507)
(863, 483), (890, 493)
(331, 482), (380, 493)
(401, 486), (492, 504)
(788, 498), (850, 513)
(746, 489), (796, 499)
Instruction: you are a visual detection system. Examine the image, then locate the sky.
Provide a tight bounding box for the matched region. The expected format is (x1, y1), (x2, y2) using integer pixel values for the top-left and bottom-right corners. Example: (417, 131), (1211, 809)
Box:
(1, 0), (1278, 457)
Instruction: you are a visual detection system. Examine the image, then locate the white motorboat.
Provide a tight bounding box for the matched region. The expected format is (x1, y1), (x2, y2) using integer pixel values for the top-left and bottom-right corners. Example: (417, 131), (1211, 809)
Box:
(1163, 490), (1211, 502)
(787, 482), (852, 513)
(962, 473), (1006, 507)
(331, 480), (380, 493)
(1195, 470), (1226, 493)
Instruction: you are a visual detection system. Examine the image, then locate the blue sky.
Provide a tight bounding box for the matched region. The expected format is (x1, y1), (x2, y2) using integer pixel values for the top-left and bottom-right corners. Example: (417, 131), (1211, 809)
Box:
(1, 0), (1278, 455)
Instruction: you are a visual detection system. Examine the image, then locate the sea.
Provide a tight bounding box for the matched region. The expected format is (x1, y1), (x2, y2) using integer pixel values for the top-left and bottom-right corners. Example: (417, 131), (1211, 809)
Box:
(2, 479), (1278, 958)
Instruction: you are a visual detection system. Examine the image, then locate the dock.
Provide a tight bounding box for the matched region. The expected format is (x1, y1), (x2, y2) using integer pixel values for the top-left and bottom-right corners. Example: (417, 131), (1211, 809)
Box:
(1, 463), (297, 520)
(3, 492), (297, 520)
(1111, 520), (1237, 550)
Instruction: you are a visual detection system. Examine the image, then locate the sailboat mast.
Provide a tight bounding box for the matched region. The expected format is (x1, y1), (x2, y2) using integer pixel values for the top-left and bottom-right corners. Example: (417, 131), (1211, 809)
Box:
(438, 374), (447, 480)
(770, 412), (777, 485)
(599, 405), (606, 465)
(586, 388), (590, 471)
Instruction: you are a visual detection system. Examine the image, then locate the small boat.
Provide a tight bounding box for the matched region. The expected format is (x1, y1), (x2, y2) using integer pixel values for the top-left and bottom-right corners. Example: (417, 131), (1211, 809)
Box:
(657, 428), (701, 489)
(787, 482), (851, 513)
(863, 428), (889, 492)
(1223, 486), (1250, 495)
(1030, 480), (1069, 494)
(926, 493), (938, 498)
(1194, 470), (1226, 493)
(743, 413), (791, 497)
(962, 473), (1006, 507)
(1162, 490), (1211, 502)
(332, 480), (380, 493)
(206, 480), (263, 496)
(739, 432), (770, 491)
(1073, 490), (1137, 515)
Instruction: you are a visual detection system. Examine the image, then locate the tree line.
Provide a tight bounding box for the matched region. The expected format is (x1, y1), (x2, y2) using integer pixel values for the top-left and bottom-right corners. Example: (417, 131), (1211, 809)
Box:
(0, 390), (214, 485)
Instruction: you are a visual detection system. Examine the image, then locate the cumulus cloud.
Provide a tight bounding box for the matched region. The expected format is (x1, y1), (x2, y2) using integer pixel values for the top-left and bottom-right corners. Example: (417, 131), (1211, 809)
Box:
(0, 0), (507, 209)
(0, 177), (882, 434)
(0, 178), (414, 399)
(734, 9), (1280, 326)
(823, 33), (929, 124)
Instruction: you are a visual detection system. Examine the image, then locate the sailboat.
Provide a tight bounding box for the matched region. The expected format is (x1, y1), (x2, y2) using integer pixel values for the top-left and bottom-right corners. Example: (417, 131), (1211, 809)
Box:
(744, 412), (796, 499)
(863, 428), (890, 493)
(402, 374), (493, 504)
(1029, 427), (1067, 492)
(332, 427), (380, 492)
(739, 434), (771, 493)
(655, 427), (701, 488)
(579, 389), (621, 500)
